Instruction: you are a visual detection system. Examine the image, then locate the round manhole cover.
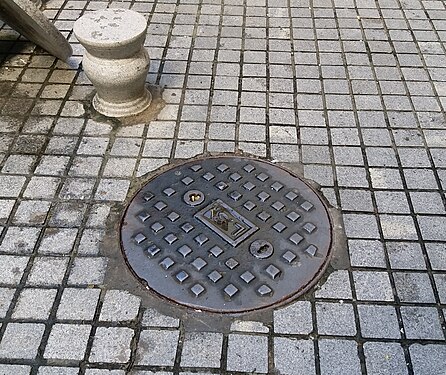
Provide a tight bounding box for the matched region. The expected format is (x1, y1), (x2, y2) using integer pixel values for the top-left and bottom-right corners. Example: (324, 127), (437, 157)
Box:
(120, 156), (333, 313)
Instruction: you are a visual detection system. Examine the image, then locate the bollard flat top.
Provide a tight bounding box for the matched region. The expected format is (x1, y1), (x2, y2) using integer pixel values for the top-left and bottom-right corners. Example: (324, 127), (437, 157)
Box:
(73, 8), (147, 48)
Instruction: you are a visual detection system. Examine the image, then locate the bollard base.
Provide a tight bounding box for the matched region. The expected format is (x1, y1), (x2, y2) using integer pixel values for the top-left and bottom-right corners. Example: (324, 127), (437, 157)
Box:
(92, 88), (152, 118)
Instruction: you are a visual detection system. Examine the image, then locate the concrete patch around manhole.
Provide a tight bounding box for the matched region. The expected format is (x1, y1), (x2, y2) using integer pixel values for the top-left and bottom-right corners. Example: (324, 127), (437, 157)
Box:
(113, 155), (347, 316)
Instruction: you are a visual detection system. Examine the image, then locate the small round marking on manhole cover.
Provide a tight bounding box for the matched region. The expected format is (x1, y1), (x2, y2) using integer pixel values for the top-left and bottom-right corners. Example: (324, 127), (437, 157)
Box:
(250, 240), (274, 259)
(120, 156), (333, 313)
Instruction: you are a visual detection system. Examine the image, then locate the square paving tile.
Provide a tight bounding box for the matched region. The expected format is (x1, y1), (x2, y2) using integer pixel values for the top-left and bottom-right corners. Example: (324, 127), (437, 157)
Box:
(226, 334), (268, 373)
(0, 323), (45, 359)
(44, 324), (91, 361)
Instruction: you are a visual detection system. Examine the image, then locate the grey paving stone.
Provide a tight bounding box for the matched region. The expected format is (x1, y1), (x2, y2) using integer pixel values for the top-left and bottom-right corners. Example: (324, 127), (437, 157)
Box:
(49, 202), (86, 227)
(0, 322), (45, 359)
(387, 242), (426, 270)
(274, 301), (313, 334)
(274, 337), (315, 375)
(180, 332), (223, 368)
(0, 226), (41, 254)
(393, 272), (436, 303)
(95, 179), (130, 201)
(315, 270), (352, 299)
(68, 257), (107, 285)
(366, 147), (398, 167)
(410, 191), (445, 215)
(379, 214), (418, 240)
(207, 140), (235, 153)
(136, 329), (179, 366)
(12, 288), (57, 319)
(0, 255), (29, 285)
(403, 168), (438, 190)
(398, 148), (431, 169)
(316, 302), (356, 336)
(339, 189), (374, 212)
(410, 344), (446, 375)
(103, 158), (137, 178)
(0, 199), (14, 224)
(86, 204), (111, 228)
(369, 168), (404, 189)
(239, 124), (266, 142)
(301, 145), (331, 165)
(24, 177), (61, 199)
(343, 214), (380, 239)
(336, 166), (369, 187)
(319, 339), (361, 375)
(137, 158), (169, 177)
(400, 306), (444, 340)
(417, 216), (446, 241)
(208, 122), (236, 140)
(358, 305), (401, 339)
(393, 129), (424, 147)
(27, 256), (69, 286)
(348, 239), (387, 268)
(37, 367), (79, 375)
(57, 288), (101, 320)
(427, 243), (446, 271)
(35, 155), (71, 176)
(353, 271), (394, 302)
(44, 323), (91, 360)
(330, 128), (360, 146)
(89, 327), (134, 363)
(0, 175), (26, 197)
(300, 127), (329, 145)
(375, 191), (411, 214)
(0, 364), (31, 375)
(303, 165), (334, 187)
(0, 288), (14, 318)
(110, 138), (142, 156)
(100, 290), (140, 322)
(78, 229), (105, 255)
(77, 137), (109, 155)
(141, 308), (180, 328)
(69, 156), (102, 177)
(434, 274), (446, 303)
(226, 334), (268, 373)
(85, 370), (125, 375)
(13, 200), (51, 225)
(143, 140), (174, 158)
(178, 122), (206, 140)
(174, 140), (205, 158)
(38, 228), (78, 255)
(1, 154), (36, 174)
(60, 178), (96, 200)
(364, 342), (407, 375)
(271, 144), (300, 162)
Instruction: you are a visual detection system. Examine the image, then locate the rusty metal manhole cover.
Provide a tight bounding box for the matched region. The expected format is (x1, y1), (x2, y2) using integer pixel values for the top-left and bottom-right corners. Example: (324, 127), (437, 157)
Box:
(120, 157), (333, 313)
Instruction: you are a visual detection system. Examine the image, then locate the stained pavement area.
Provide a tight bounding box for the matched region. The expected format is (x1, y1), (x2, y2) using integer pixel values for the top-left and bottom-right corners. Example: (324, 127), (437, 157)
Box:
(1, 0), (446, 374)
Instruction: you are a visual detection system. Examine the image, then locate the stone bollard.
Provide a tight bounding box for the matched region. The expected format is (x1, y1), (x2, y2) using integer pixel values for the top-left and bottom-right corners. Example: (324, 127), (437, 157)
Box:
(73, 8), (152, 118)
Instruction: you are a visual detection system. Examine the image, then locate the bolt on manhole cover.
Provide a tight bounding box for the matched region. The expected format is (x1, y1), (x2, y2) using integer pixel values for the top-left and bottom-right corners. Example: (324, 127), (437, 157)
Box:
(121, 156), (333, 313)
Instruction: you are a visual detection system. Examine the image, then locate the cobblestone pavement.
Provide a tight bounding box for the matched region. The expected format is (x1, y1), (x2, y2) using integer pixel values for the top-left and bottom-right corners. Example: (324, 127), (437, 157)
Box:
(1, 0), (446, 373)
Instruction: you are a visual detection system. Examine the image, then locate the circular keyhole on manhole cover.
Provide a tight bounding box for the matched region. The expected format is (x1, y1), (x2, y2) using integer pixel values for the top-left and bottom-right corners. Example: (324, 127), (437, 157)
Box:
(121, 156), (334, 313)
(250, 240), (274, 259)
(183, 190), (204, 206)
